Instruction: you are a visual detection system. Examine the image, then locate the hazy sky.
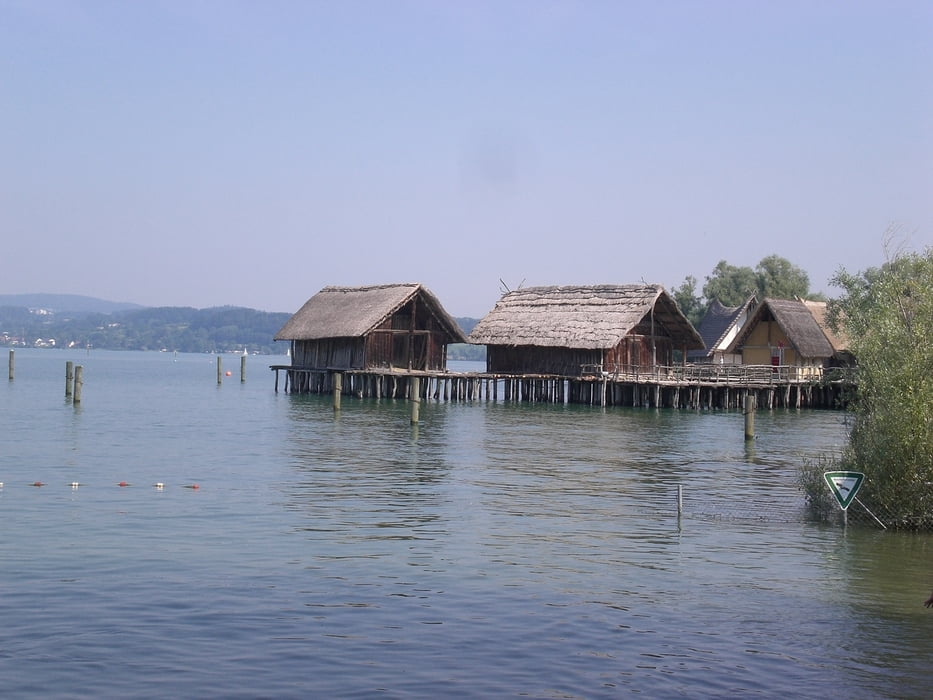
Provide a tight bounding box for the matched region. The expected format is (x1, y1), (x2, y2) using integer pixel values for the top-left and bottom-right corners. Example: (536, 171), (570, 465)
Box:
(2, 1), (931, 316)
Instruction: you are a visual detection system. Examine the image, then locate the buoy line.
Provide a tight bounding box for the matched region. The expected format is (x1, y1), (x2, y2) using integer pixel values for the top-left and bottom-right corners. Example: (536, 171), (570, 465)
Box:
(0, 482), (202, 490)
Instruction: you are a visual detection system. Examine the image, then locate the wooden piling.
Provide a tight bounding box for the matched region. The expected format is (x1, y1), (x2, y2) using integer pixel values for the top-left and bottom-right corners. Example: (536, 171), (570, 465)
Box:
(73, 365), (84, 403)
(65, 361), (74, 397)
(240, 354), (247, 382)
(7, 349), (12, 380)
(744, 393), (755, 440)
(216, 356), (223, 385)
(333, 372), (342, 411)
(410, 376), (421, 424)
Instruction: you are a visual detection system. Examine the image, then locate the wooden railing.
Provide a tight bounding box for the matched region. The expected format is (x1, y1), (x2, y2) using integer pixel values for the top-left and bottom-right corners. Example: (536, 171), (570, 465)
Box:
(583, 363), (856, 385)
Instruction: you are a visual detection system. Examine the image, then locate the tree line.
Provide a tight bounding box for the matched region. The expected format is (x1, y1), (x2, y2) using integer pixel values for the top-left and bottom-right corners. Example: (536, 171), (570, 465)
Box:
(670, 254), (824, 327)
(0, 305), (292, 355)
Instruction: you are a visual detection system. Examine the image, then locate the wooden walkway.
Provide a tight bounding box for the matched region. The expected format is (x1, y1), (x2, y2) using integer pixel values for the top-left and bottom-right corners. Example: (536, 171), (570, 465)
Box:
(270, 364), (853, 409)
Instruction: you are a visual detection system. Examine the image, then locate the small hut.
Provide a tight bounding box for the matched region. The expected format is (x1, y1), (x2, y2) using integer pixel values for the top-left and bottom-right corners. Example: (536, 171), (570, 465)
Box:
(467, 284), (704, 375)
(274, 283), (466, 372)
(688, 295), (758, 365)
(723, 297), (833, 376)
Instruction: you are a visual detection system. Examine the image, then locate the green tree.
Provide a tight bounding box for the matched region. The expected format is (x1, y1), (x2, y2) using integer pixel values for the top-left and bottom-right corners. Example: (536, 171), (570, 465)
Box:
(755, 254), (819, 300)
(828, 247), (933, 527)
(671, 275), (704, 327)
(702, 260), (758, 307)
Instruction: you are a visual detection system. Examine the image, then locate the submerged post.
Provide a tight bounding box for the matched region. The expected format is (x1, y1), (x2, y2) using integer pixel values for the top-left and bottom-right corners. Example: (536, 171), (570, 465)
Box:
(333, 372), (342, 412)
(8, 349), (13, 380)
(65, 361), (74, 397)
(744, 393), (755, 440)
(73, 365), (83, 403)
(410, 376), (421, 424)
(240, 353), (247, 383)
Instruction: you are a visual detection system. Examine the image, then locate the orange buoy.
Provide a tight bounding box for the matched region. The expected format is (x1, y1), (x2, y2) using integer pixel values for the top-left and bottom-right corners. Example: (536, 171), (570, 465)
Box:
(32, 481), (45, 487)
(118, 481), (129, 487)
(225, 370), (232, 376)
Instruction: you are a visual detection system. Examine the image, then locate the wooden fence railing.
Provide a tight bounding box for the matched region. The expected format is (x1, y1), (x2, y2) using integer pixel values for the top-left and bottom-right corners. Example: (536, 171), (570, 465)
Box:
(582, 363), (856, 385)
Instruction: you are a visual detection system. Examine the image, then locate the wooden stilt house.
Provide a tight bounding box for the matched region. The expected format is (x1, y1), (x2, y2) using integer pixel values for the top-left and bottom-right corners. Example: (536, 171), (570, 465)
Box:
(723, 297), (833, 377)
(274, 283), (466, 371)
(467, 284), (704, 375)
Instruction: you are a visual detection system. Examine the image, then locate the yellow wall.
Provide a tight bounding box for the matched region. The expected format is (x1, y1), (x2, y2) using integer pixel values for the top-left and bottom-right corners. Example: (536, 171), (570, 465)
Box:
(741, 321), (791, 364)
(740, 320), (823, 377)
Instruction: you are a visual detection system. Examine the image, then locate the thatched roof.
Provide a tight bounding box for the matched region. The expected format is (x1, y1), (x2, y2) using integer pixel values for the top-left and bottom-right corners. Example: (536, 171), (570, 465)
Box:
(725, 298), (833, 358)
(467, 284), (704, 350)
(688, 295), (757, 360)
(802, 300), (849, 352)
(274, 283), (467, 342)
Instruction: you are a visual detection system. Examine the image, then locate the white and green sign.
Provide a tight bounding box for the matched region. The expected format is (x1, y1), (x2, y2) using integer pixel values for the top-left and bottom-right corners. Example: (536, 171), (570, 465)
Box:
(823, 471), (864, 510)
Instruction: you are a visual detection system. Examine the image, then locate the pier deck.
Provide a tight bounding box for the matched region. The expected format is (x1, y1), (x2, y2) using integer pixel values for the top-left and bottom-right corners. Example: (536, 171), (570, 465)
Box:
(271, 363), (852, 409)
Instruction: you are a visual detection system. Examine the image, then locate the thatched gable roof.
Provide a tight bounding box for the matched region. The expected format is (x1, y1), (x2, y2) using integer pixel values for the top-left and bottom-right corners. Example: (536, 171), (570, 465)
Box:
(726, 298), (833, 358)
(689, 299), (740, 360)
(688, 295), (757, 360)
(467, 284), (704, 350)
(274, 283), (467, 342)
(802, 300), (849, 352)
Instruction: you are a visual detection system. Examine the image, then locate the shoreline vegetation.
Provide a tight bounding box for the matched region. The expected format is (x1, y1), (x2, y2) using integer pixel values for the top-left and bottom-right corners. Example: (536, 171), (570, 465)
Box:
(0, 294), (483, 357)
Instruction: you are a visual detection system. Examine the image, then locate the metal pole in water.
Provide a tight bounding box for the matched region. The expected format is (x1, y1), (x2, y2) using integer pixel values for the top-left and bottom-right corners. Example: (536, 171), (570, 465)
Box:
(8, 349), (13, 380)
(65, 361), (74, 397)
(73, 365), (83, 403)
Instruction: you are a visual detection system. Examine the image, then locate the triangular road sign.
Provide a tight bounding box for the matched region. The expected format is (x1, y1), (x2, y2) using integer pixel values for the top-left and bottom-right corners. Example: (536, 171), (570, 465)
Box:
(823, 471), (865, 510)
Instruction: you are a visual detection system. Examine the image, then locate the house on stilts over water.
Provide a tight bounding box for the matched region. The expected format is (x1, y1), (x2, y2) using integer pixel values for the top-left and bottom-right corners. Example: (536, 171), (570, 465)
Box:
(468, 284), (704, 375)
(271, 283), (466, 395)
(466, 284), (711, 405)
(717, 296), (850, 408)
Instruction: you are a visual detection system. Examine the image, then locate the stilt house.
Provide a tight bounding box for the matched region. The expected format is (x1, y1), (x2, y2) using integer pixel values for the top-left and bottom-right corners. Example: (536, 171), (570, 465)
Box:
(467, 284), (704, 375)
(274, 283), (466, 371)
(723, 297), (833, 376)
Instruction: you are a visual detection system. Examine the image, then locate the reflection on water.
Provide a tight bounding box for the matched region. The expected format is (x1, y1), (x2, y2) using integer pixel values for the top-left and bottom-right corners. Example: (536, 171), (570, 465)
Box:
(277, 394), (930, 697)
(0, 350), (931, 697)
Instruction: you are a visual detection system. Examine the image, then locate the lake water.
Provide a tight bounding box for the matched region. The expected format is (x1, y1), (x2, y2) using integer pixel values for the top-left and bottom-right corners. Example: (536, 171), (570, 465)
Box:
(1, 349), (931, 698)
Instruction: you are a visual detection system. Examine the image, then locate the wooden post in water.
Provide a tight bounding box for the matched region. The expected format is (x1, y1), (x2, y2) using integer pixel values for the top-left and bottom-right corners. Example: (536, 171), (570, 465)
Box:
(333, 372), (342, 412)
(216, 356), (222, 385)
(240, 353), (247, 383)
(73, 365), (84, 403)
(8, 349), (13, 380)
(65, 361), (74, 397)
(410, 376), (421, 424)
(744, 392), (755, 440)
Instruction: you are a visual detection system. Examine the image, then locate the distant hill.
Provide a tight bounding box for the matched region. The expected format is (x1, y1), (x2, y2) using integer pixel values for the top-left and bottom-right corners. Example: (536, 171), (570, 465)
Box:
(449, 316), (484, 361)
(0, 296), (483, 358)
(0, 293), (144, 315)
(0, 299), (290, 354)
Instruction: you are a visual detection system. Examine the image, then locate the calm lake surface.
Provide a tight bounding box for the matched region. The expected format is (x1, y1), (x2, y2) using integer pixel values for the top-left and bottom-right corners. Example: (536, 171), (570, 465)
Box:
(1, 349), (931, 698)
